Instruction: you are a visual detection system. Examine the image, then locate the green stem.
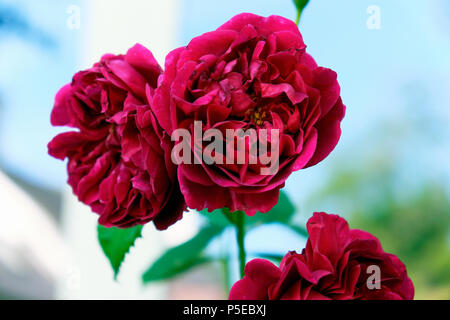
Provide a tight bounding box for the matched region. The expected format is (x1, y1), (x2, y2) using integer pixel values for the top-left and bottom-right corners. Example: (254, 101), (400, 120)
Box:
(221, 208), (247, 279)
(235, 211), (246, 278)
(294, 0), (310, 25)
(222, 258), (231, 295)
(295, 10), (301, 26)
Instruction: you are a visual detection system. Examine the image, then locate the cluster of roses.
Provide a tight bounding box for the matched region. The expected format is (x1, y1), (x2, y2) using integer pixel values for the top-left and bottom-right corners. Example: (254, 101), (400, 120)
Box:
(49, 13), (413, 300)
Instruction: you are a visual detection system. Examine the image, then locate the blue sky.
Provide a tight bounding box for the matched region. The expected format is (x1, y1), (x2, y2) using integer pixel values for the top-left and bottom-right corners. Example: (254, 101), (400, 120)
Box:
(0, 0), (448, 195)
(0, 0), (81, 187)
(178, 0), (450, 207)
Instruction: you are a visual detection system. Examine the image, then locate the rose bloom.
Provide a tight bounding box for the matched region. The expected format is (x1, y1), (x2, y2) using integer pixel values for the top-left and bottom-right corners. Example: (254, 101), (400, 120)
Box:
(48, 44), (186, 229)
(153, 13), (346, 215)
(229, 212), (414, 300)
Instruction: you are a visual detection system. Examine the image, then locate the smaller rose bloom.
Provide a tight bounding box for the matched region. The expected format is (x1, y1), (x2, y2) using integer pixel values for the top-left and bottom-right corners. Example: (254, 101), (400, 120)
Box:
(48, 44), (186, 229)
(229, 212), (414, 300)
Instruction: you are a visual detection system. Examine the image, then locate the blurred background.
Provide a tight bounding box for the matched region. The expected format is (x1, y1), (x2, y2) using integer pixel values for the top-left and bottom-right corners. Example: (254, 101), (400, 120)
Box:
(0, 0), (448, 300)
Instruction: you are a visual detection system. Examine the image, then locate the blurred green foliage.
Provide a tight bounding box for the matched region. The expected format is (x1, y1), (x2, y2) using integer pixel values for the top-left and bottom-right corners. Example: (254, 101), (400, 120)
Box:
(306, 83), (450, 300)
(308, 161), (450, 299)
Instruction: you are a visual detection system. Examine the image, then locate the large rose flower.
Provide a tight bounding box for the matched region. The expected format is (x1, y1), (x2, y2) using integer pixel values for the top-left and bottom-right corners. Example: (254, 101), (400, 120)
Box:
(48, 44), (186, 229)
(229, 212), (414, 300)
(153, 13), (346, 215)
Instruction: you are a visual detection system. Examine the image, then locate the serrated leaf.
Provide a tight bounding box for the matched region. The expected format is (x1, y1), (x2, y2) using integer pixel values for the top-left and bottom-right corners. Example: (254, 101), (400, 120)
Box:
(97, 224), (143, 280)
(142, 224), (224, 283)
(245, 190), (296, 227)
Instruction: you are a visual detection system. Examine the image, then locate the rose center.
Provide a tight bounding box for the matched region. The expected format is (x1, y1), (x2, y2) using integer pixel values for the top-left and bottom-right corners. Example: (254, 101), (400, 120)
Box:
(246, 105), (270, 126)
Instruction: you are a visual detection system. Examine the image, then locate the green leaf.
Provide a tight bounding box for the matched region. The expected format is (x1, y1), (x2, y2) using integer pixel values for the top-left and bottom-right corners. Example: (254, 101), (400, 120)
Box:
(289, 225), (309, 238)
(142, 225), (224, 283)
(199, 208), (232, 227)
(245, 190), (296, 227)
(97, 224), (143, 280)
(254, 253), (285, 263)
(293, 0), (310, 24)
(200, 191), (296, 230)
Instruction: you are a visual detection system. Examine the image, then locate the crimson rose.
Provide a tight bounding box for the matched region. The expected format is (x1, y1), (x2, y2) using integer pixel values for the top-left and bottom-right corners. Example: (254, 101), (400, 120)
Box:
(48, 44), (186, 229)
(153, 13), (346, 215)
(229, 212), (414, 300)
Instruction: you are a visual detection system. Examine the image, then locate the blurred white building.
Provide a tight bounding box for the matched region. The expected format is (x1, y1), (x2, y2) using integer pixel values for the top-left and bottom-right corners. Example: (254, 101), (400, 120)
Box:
(0, 170), (67, 299)
(55, 0), (216, 300)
